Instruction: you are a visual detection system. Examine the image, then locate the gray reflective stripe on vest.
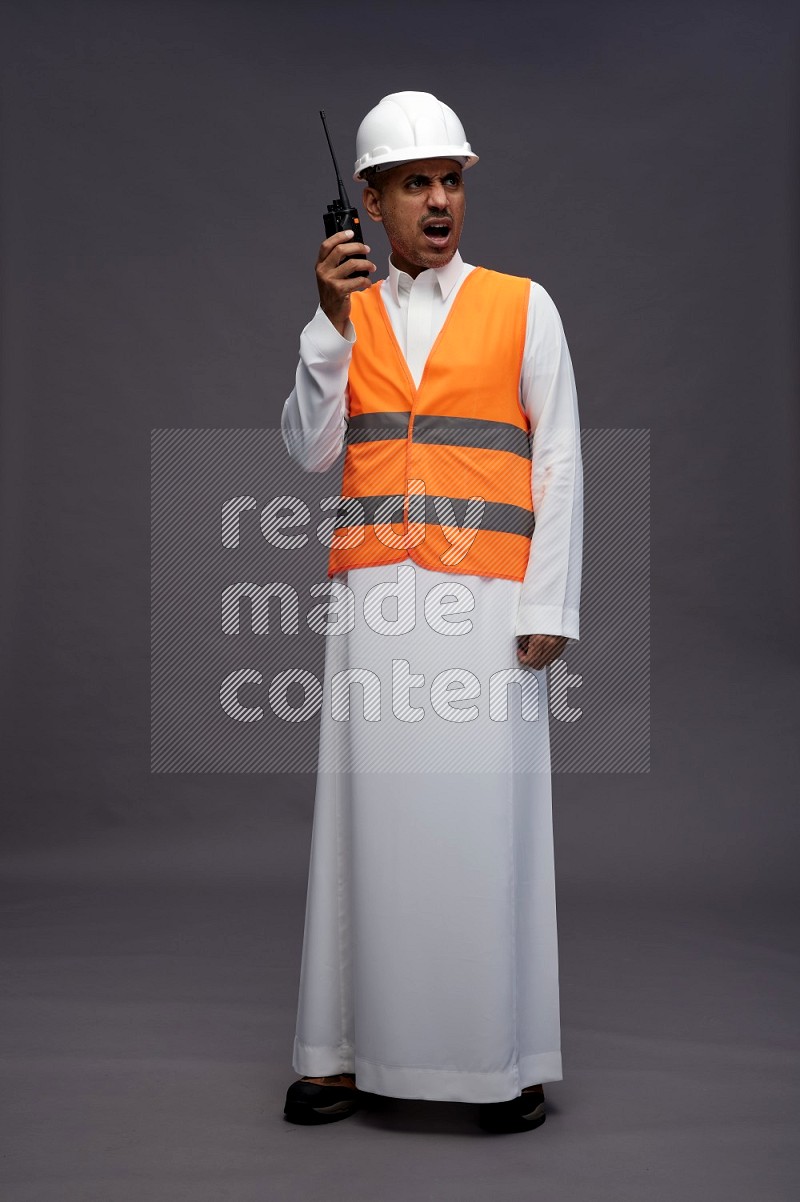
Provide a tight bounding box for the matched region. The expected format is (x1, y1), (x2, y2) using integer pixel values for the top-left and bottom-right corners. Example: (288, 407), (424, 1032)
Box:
(346, 412), (409, 441)
(346, 412), (532, 459)
(332, 494), (535, 538)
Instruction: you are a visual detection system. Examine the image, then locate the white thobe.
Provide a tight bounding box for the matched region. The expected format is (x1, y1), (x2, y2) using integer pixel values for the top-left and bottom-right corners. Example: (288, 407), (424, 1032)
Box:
(281, 249), (583, 1102)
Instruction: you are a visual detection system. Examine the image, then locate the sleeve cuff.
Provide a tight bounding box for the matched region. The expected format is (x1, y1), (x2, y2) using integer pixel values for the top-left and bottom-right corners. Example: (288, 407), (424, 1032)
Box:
(514, 603), (580, 641)
(303, 305), (356, 359)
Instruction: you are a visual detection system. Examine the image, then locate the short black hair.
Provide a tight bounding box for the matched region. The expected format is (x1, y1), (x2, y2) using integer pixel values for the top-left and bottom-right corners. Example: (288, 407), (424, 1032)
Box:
(362, 167), (386, 191)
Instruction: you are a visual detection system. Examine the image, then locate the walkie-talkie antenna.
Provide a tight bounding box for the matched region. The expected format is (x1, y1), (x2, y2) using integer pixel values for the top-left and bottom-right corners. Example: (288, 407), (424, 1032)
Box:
(319, 110), (352, 210)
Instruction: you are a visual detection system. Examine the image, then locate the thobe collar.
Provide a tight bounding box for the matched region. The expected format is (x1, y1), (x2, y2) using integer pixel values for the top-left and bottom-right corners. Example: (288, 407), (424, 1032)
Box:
(386, 248), (465, 305)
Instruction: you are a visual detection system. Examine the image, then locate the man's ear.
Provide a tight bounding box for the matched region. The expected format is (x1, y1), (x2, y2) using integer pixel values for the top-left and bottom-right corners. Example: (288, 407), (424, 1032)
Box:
(362, 186), (383, 223)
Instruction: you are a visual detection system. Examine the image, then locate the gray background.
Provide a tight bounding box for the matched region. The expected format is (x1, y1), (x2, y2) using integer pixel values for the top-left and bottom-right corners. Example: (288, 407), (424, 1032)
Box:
(0, 0), (798, 1199)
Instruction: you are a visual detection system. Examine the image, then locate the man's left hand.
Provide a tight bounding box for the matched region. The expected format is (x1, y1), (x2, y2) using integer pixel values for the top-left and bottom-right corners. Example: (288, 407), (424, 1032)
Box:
(516, 634), (568, 670)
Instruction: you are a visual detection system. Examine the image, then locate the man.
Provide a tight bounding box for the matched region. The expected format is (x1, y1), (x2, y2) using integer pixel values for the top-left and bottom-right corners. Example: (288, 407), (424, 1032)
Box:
(280, 91), (583, 1133)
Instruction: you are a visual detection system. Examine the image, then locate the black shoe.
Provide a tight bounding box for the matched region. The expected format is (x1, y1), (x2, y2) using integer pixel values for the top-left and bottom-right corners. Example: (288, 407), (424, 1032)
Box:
(283, 1075), (362, 1125)
(478, 1085), (546, 1133)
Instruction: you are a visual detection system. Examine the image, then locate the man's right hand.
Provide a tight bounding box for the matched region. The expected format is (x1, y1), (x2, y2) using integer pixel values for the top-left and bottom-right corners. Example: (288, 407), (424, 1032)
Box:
(316, 230), (376, 336)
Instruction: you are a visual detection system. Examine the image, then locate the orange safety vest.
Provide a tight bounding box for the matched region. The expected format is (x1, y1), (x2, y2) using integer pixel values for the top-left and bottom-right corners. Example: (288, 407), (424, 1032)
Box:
(326, 266), (535, 582)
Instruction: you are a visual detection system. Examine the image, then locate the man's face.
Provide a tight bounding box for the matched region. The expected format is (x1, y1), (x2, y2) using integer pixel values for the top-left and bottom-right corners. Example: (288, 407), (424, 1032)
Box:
(361, 157), (465, 278)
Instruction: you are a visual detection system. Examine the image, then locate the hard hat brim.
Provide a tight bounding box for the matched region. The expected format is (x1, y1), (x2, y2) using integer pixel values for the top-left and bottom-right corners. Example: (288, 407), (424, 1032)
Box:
(354, 148), (479, 181)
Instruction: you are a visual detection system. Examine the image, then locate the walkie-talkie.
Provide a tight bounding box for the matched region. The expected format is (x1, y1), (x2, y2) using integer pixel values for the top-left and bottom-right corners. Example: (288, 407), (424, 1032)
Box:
(320, 109), (369, 279)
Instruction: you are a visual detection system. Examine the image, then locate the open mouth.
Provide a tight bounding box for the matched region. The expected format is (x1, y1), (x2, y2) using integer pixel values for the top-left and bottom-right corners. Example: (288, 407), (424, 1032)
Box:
(422, 222), (452, 247)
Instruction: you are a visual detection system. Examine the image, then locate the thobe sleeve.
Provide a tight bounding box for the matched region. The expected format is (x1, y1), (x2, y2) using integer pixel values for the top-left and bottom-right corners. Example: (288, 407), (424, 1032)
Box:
(514, 281), (584, 641)
(280, 304), (355, 473)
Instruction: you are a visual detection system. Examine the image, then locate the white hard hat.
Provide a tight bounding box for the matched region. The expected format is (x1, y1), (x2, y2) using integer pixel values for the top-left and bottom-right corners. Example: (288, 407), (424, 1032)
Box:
(353, 91), (479, 181)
